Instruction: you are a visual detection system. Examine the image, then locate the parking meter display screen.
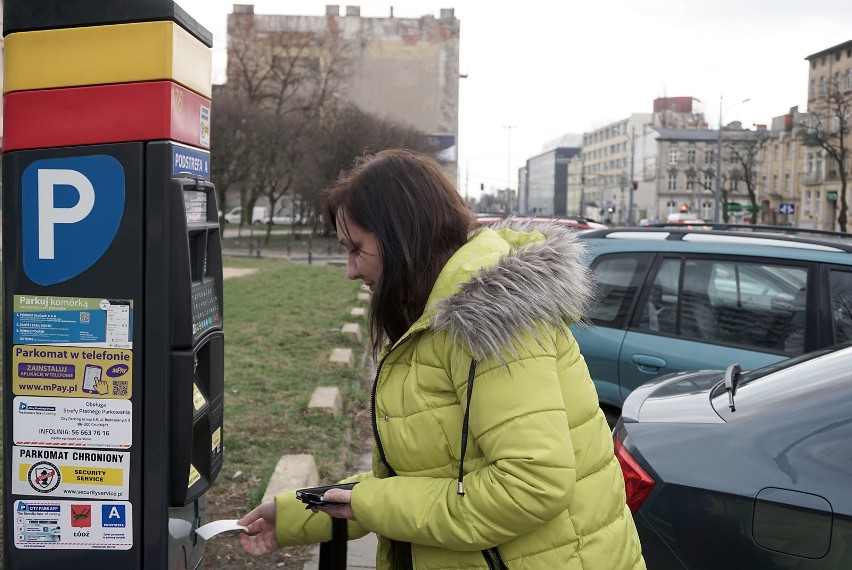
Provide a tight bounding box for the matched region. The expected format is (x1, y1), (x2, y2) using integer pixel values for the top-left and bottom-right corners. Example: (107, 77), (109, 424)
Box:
(183, 191), (207, 224)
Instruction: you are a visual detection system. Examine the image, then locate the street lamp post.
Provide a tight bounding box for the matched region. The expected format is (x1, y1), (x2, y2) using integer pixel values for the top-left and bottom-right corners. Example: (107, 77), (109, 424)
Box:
(504, 125), (516, 213)
(714, 96), (750, 223)
(628, 125), (636, 226)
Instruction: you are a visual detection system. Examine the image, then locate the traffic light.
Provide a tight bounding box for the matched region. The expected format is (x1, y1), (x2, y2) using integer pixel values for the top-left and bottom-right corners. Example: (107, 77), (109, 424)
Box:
(632, 180), (638, 190)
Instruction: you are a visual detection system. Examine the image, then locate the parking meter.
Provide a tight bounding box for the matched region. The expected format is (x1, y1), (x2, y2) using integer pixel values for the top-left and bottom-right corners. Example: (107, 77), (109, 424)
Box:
(2, 2), (223, 568)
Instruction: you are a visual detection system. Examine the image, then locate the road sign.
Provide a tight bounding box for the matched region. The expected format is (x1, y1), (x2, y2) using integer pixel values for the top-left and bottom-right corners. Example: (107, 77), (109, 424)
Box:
(779, 203), (796, 215)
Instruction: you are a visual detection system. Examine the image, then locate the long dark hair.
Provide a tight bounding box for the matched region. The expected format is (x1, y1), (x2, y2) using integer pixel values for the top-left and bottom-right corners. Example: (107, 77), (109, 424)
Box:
(322, 149), (475, 354)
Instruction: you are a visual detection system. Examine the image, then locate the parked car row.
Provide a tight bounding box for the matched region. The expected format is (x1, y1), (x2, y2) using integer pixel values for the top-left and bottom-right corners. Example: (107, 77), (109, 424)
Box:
(567, 224), (852, 568)
(221, 206), (307, 225)
(571, 223), (852, 414)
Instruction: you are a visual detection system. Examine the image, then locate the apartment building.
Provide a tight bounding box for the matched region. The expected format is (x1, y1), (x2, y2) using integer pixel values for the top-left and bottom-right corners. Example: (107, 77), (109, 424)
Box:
(759, 107), (806, 226)
(802, 40), (852, 230)
(226, 4), (461, 181)
(578, 97), (706, 224)
(580, 113), (652, 224)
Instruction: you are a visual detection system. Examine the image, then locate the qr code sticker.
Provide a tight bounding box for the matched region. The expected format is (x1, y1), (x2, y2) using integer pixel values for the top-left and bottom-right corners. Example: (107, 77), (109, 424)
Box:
(80, 312), (91, 323)
(112, 381), (129, 396)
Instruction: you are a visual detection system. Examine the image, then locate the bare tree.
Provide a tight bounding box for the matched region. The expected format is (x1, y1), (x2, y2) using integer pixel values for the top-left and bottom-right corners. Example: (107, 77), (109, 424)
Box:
(210, 91), (261, 229)
(803, 75), (851, 232)
(216, 16), (440, 242)
(725, 131), (769, 224)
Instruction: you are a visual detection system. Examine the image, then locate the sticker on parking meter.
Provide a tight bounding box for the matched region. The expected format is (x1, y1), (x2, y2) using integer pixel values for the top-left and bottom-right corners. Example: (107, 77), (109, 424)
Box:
(14, 396), (132, 448)
(188, 464), (201, 489)
(200, 104), (211, 147)
(212, 427), (222, 455)
(13, 295), (134, 349)
(193, 383), (207, 411)
(13, 446), (130, 499)
(13, 345), (132, 399)
(21, 155), (125, 286)
(14, 499), (133, 550)
(172, 144), (210, 179)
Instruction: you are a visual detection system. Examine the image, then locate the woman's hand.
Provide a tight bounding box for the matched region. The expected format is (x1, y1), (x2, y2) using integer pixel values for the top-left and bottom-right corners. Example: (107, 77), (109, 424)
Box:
(318, 488), (356, 521)
(237, 501), (278, 556)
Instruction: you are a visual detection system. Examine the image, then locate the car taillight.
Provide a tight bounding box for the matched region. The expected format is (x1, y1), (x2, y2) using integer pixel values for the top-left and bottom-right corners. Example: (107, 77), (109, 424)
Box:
(613, 433), (655, 514)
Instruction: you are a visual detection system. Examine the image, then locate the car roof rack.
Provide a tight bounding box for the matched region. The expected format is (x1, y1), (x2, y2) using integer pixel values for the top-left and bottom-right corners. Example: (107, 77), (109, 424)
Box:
(582, 224), (852, 253)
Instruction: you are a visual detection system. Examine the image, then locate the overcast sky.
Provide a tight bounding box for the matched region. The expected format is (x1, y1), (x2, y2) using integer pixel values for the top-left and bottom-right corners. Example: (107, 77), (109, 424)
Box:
(177, 0), (852, 197)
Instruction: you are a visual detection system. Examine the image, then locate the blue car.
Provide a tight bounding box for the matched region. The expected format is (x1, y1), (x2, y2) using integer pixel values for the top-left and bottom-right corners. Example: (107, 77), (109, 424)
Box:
(571, 224), (852, 416)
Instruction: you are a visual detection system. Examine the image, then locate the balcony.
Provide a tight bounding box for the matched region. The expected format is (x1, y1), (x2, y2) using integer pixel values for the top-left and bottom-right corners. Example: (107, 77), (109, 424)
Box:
(803, 172), (824, 184)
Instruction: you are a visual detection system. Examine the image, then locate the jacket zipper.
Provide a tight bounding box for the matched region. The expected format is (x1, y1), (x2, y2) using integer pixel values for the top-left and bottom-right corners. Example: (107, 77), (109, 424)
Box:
(482, 547), (508, 569)
(371, 335), (411, 476)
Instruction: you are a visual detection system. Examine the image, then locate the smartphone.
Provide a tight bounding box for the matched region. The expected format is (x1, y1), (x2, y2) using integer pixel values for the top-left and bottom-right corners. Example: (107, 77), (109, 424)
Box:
(295, 482), (358, 509)
(82, 364), (103, 394)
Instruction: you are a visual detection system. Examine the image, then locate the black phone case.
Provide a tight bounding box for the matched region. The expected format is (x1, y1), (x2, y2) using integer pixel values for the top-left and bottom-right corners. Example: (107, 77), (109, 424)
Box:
(295, 482), (358, 509)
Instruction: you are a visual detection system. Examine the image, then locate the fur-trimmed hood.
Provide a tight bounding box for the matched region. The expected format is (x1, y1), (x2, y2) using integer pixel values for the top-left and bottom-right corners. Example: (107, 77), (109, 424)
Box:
(426, 222), (595, 362)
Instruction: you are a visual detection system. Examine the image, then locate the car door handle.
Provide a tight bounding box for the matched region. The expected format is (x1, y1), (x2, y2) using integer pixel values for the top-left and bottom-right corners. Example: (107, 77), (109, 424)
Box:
(631, 354), (667, 373)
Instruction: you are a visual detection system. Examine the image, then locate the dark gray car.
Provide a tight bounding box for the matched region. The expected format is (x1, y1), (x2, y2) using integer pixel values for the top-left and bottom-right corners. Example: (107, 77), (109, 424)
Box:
(614, 341), (852, 569)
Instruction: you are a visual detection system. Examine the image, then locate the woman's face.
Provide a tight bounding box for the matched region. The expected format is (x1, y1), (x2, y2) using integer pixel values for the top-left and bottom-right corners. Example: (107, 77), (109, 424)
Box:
(337, 209), (383, 292)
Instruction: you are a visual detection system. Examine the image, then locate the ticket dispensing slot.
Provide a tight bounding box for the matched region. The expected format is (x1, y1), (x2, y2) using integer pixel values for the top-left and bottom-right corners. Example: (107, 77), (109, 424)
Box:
(168, 177), (224, 507)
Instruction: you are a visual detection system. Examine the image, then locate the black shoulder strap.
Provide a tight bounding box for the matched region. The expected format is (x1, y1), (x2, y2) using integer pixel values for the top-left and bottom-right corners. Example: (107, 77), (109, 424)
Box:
(457, 358), (477, 495)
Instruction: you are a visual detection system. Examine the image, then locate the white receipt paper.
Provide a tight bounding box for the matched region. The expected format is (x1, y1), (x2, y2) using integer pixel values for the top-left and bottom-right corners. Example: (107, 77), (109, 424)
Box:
(195, 519), (249, 540)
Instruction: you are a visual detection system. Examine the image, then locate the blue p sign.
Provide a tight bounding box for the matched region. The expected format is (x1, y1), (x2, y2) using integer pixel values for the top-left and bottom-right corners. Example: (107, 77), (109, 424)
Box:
(22, 155), (125, 285)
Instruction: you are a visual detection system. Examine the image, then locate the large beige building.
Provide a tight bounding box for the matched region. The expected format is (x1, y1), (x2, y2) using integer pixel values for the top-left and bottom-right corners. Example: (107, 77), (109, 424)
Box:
(801, 40), (852, 230)
(227, 4), (460, 181)
(758, 107), (806, 226)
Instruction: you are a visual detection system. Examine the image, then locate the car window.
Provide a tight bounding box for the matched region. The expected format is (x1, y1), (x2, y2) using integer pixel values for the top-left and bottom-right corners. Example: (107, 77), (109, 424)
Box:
(636, 257), (808, 355)
(830, 269), (852, 345)
(588, 254), (649, 327)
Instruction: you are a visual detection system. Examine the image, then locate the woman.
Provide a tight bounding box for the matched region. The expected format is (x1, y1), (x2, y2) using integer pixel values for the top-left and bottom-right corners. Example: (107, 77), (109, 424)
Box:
(238, 149), (645, 569)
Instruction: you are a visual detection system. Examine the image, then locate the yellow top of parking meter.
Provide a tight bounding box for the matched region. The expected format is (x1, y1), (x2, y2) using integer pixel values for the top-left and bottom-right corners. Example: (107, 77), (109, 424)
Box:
(4, 21), (212, 98)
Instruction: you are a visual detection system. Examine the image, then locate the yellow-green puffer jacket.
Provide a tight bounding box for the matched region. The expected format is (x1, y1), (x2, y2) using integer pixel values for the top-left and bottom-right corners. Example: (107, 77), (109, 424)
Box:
(274, 223), (646, 569)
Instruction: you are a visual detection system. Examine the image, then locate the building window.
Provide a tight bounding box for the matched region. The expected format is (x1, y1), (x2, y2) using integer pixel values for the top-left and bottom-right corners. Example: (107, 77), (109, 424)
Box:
(687, 149), (696, 164)
(668, 170), (677, 190)
(686, 174), (696, 191)
(786, 141), (793, 160)
(669, 149), (679, 165)
(819, 76), (826, 98)
(705, 149), (714, 164)
(704, 171), (713, 189)
(785, 173), (790, 192)
(846, 69), (852, 92)
(810, 78), (816, 99)
(774, 144), (780, 160)
(773, 174), (778, 193)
